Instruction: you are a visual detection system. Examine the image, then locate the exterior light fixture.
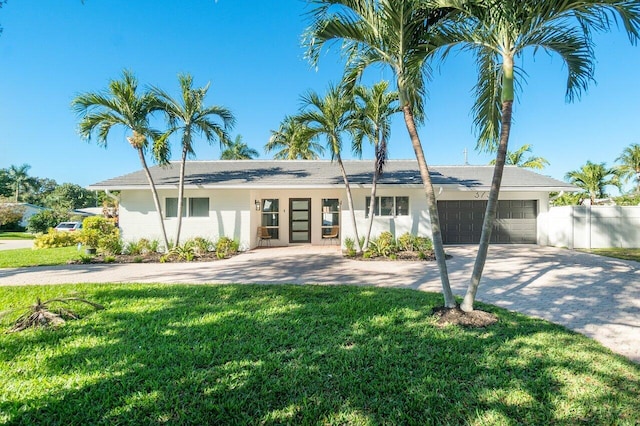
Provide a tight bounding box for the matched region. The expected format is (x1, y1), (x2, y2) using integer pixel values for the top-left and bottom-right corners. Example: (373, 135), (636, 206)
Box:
(255, 200), (261, 211)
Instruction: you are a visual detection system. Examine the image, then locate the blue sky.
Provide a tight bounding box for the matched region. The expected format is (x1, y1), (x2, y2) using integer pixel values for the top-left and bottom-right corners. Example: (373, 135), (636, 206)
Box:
(1, 1), (639, 191)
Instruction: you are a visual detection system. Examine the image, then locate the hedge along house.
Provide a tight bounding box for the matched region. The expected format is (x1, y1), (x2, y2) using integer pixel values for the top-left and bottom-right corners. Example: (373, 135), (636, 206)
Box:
(88, 160), (575, 250)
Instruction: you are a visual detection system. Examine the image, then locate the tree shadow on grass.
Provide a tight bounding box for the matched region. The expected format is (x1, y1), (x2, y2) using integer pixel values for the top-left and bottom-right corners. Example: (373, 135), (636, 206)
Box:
(1, 285), (639, 425)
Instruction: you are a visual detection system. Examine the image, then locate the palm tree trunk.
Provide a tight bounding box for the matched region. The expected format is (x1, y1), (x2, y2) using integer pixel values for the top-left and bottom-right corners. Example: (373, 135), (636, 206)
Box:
(363, 166), (379, 251)
(402, 105), (456, 308)
(175, 147), (188, 247)
(337, 154), (362, 254)
(461, 99), (513, 312)
(137, 148), (170, 252)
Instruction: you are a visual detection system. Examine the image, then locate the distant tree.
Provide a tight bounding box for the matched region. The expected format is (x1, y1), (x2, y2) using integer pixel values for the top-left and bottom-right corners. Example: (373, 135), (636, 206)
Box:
(489, 144), (549, 170)
(152, 73), (235, 246)
(615, 143), (640, 193)
(7, 164), (35, 202)
(71, 70), (171, 251)
(0, 204), (26, 230)
(265, 115), (324, 160)
(220, 135), (259, 160)
(0, 169), (11, 198)
(27, 210), (70, 234)
(22, 177), (57, 206)
(298, 84), (364, 253)
(566, 161), (622, 204)
(45, 183), (95, 211)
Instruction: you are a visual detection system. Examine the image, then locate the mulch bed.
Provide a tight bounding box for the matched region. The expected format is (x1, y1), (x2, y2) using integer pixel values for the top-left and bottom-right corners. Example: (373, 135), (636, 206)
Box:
(432, 306), (498, 328)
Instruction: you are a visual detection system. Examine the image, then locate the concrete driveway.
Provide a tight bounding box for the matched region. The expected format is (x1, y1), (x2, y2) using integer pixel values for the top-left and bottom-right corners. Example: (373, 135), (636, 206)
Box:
(0, 244), (638, 363)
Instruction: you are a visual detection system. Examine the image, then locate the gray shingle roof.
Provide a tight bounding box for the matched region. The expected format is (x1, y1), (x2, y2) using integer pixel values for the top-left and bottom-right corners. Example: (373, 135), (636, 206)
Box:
(88, 160), (576, 192)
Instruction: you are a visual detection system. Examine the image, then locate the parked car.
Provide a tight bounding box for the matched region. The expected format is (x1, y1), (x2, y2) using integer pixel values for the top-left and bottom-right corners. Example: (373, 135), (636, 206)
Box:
(54, 221), (83, 232)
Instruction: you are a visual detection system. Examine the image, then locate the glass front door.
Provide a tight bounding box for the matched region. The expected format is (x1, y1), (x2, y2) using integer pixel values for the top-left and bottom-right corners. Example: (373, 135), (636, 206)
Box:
(289, 198), (311, 243)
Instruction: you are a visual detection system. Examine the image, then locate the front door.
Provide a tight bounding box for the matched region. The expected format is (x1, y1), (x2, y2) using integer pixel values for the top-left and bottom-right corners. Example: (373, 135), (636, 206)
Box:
(289, 198), (311, 243)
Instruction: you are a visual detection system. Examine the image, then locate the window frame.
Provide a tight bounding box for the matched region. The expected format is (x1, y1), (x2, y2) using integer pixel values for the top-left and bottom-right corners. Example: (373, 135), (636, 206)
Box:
(165, 197), (210, 218)
(261, 198), (280, 239)
(365, 196), (410, 217)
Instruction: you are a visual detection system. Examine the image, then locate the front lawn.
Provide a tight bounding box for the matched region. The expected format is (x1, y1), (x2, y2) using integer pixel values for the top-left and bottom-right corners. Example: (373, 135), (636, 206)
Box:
(0, 246), (83, 268)
(0, 232), (34, 240)
(580, 248), (640, 263)
(1, 284), (638, 425)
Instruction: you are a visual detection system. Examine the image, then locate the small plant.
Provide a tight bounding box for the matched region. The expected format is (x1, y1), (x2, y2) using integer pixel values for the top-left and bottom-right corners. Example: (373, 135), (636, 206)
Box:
(344, 237), (356, 257)
(78, 217), (119, 254)
(133, 256), (143, 263)
(78, 254), (93, 264)
(103, 255), (116, 263)
(191, 237), (214, 255)
(215, 236), (239, 259)
(2, 294), (104, 333)
(369, 232), (397, 257)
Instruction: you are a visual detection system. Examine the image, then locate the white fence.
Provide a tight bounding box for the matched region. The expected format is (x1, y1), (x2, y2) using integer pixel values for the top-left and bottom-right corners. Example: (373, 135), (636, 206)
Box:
(546, 206), (640, 249)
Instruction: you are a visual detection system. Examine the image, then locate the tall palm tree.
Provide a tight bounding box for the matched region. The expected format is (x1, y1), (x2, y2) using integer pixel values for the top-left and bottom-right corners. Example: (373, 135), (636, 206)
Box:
(265, 115), (325, 160)
(434, 0), (640, 312)
(616, 143), (640, 193)
(221, 135), (259, 160)
(152, 74), (235, 246)
(7, 164), (33, 202)
(71, 70), (171, 250)
(353, 81), (400, 250)
(489, 144), (549, 170)
(298, 84), (364, 253)
(566, 161), (621, 204)
(305, 0), (457, 307)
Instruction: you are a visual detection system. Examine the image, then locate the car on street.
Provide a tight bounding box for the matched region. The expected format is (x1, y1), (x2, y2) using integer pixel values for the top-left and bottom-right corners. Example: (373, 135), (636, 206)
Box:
(54, 221), (83, 232)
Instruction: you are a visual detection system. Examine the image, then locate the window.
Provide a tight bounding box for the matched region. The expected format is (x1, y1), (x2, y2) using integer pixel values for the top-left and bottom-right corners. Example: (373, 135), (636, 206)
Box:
(321, 198), (340, 237)
(261, 199), (279, 239)
(365, 196), (409, 217)
(166, 197), (209, 218)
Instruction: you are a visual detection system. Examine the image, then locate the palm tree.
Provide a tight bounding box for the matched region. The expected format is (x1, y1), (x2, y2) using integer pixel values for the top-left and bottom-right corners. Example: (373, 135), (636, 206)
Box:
(298, 84), (364, 253)
(305, 0), (457, 307)
(616, 143), (640, 193)
(71, 70), (171, 250)
(7, 164), (34, 202)
(265, 116), (324, 160)
(353, 81), (400, 250)
(434, 0), (640, 312)
(489, 144), (549, 170)
(221, 135), (259, 160)
(152, 74), (235, 246)
(566, 161), (621, 204)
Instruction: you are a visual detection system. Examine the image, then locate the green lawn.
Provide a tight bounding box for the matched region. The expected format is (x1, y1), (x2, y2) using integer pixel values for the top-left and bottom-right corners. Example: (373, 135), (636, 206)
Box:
(1, 284), (638, 425)
(580, 248), (640, 263)
(0, 246), (83, 268)
(0, 232), (34, 240)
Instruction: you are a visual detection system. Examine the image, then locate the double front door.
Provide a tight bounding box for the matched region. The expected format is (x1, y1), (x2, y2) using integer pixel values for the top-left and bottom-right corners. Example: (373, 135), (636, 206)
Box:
(289, 198), (311, 243)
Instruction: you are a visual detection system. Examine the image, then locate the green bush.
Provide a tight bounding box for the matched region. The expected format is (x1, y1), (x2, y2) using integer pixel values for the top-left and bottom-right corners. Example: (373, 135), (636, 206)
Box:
(27, 210), (69, 234)
(124, 238), (158, 255)
(78, 217), (119, 254)
(191, 237), (214, 255)
(33, 229), (79, 249)
(369, 232), (397, 257)
(215, 236), (239, 259)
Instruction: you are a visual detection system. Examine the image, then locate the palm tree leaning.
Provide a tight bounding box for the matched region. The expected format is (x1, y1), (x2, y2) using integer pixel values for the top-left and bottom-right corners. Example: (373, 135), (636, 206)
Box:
(489, 144), (549, 170)
(566, 161), (621, 204)
(7, 163), (33, 202)
(265, 115), (325, 160)
(616, 143), (640, 194)
(152, 74), (235, 247)
(305, 0), (457, 308)
(221, 135), (259, 160)
(434, 0), (640, 312)
(353, 82), (400, 250)
(298, 84), (364, 254)
(71, 70), (171, 250)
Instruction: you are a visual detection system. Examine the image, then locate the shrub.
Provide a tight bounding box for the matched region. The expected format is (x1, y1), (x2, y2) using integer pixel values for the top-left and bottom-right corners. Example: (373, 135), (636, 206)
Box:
(369, 232), (397, 257)
(215, 236), (239, 259)
(191, 237), (214, 255)
(344, 237), (356, 257)
(99, 231), (123, 255)
(33, 229), (79, 249)
(0, 204), (26, 230)
(78, 217), (119, 253)
(27, 210), (69, 234)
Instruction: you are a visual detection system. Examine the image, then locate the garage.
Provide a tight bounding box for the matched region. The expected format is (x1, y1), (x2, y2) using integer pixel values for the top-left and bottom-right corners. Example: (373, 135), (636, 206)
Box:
(438, 200), (538, 244)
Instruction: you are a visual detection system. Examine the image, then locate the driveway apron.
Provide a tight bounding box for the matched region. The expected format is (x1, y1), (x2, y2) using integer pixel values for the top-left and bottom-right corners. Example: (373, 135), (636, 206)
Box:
(0, 244), (638, 363)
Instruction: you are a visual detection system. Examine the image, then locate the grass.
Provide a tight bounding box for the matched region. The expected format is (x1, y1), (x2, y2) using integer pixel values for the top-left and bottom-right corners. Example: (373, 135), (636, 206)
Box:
(0, 246), (83, 268)
(580, 248), (640, 262)
(1, 284), (638, 425)
(0, 232), (34, 240)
